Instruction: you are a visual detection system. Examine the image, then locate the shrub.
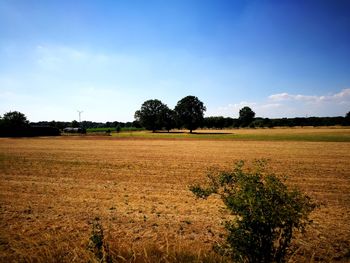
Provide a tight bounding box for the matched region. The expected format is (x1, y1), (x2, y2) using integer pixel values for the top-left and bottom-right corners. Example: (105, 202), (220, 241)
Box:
(88, 218), (112, 263)
(190, 160), (317, 263)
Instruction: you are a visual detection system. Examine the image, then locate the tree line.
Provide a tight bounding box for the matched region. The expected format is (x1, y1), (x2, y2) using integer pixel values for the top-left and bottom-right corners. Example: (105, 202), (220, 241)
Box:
(0, 112), (144, 137)
(31, 120), (141, 130)
(135, 96), (350, 132)
(1, 98), (350, 136)
(0, 111), (60, 137)
(202, 115), (350, 129)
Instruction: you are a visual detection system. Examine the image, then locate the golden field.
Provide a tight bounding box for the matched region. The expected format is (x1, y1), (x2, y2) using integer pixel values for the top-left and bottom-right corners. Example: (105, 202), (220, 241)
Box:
(0, 129), (350, 262)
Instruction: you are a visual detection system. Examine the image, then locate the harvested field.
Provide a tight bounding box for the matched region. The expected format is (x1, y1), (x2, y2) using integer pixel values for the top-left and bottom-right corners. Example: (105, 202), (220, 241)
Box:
(0, 133), (349, 262)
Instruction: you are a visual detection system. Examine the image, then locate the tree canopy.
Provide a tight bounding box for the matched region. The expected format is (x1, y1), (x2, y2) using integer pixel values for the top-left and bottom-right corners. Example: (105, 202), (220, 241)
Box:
(71, 120), (80, 128)
(1, 111), (29, 129)
(345, 111), (350, 125)
(161, 107), (176, 132)
(174, 96), (206, 133)
(239, 106), (255, 127)
(0, 111), (60, 137)
(134, 99), (169, 132)
(0, 111), (30, 136)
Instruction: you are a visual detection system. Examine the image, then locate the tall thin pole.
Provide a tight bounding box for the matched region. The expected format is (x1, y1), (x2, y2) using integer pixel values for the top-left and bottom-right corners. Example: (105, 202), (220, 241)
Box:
(77, 110), (83, 123)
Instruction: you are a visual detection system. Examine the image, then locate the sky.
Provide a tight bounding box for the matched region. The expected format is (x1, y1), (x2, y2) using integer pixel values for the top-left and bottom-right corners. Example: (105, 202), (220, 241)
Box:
(0, 0), (350, 122)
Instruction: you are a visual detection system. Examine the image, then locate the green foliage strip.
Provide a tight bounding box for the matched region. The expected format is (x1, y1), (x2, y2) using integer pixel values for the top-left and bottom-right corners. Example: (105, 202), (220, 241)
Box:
(190, 160), (317, 263)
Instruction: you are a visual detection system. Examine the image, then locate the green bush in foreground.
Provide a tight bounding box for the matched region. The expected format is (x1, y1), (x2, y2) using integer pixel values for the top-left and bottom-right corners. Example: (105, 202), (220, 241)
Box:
(190, 160), (317, 263)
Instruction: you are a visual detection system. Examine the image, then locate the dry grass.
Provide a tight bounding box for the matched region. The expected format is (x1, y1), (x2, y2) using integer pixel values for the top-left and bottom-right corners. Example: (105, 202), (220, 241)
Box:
(0, 132), (349, 262)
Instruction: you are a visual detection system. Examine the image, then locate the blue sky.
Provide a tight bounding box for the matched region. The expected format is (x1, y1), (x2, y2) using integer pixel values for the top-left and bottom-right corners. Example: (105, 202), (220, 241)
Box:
(1, 0), (350, 122)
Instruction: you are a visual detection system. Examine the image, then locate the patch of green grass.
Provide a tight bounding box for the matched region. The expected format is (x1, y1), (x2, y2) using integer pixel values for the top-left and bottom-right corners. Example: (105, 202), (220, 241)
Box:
(110, 129), (350, 142)
(121, 127), (145, 132)
(87, 127), (144, 132)
(87, 127), (113, 132)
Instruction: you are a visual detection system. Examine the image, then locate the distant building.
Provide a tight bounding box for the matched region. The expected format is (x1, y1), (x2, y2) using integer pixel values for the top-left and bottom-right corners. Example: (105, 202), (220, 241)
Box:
(63, 127), (86, 134)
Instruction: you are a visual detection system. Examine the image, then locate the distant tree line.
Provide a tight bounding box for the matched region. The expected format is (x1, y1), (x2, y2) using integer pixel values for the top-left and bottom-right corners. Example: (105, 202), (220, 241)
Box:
(135, 97), (350, 131)
(0, 111), (143, 137)
(201, 115), (350, 129)
(0, 111), (60, 137)
(1, 106), (349, 137)
(31, 120), (142, 130)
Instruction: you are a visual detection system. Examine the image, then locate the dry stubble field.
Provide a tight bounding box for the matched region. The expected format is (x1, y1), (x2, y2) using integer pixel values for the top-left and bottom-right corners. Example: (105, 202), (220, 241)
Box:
(0, 130), (350, 262)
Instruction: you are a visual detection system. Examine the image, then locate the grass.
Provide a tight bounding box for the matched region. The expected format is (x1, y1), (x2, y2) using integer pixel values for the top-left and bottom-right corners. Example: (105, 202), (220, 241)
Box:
(0, 132), (349, 262)
(110, 127), (350, 142)
(87, 127), (144, 133)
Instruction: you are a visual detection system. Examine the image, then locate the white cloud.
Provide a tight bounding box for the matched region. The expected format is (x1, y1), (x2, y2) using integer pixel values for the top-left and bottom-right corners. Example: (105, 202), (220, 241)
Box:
(333, 88), (350, 100)
(268, 89), (350, 103)
(210, 89), (350, 118)
(268, 92), (290, 101)
(207, 101), (257, 118)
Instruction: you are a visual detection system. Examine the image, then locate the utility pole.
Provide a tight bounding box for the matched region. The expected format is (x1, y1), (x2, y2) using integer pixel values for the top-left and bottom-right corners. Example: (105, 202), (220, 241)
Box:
(77, 110), (83, 123)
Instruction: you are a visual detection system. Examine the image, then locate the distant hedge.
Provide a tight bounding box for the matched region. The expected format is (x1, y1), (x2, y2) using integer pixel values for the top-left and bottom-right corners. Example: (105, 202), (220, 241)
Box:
(0, 126), (60, 137)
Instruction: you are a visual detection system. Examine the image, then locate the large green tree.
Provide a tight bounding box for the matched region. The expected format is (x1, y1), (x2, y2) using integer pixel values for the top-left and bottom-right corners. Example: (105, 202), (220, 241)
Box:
(71, 120), (80, 128)
(345, 111), (350, 125)
(134, 99), (168, 132)
(239, 106), (255, 127)
(174, 96), (206, 133)
(161, 107), (176, 132)
(0, 111), (30, 136)
(0, 111), (29, 129)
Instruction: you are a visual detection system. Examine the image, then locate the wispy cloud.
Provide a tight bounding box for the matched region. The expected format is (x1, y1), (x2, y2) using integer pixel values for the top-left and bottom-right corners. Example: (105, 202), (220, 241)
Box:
(209, 89), (350, 118)
(269, 89), (350, 103)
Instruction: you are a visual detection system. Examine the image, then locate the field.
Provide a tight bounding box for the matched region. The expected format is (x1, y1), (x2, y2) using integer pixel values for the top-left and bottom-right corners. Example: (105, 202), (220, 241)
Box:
(86, 127), (144, 133)
(0, 128), (350, 262)
(110, 126), (350, 142)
